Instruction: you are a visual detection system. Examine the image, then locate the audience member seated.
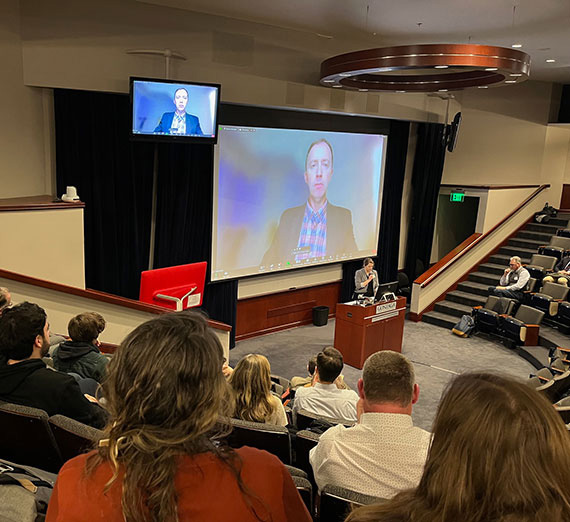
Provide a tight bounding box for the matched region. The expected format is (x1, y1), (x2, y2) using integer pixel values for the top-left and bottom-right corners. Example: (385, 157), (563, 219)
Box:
(542, 254), (570, 286)
(229, 354), (288, 426)
(0, 302), (106, 428)
(52, 312), (108, 383)
(290, 356), (317, 390)
(310, 351), (429, 498)
(346, 373), (570, 522)
(0, 287), (12, 314)
(293, 347), (358, 422)
(46, 311), (311, 522)
(222, 357), (233, 379)
(488, 256), (530, 301)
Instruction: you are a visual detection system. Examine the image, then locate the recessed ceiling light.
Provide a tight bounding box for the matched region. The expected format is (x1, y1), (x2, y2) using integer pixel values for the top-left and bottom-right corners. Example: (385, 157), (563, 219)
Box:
(546, 59), (556, 63)
(358, 89), (369, 92)
(477, 86), (489, 89)
(505, 80), (517, 83)
(435, 65), (449, 69)
(438, 89), (448, 92)
(332, 85), (343, 88)
(510, 73), (522, 77)
(511, 44), (522, 48)
(339, 73), (352, 77)
(484, 67), (498, 71)
(395, 90), (406, 93)
(323, 79), (335, 83)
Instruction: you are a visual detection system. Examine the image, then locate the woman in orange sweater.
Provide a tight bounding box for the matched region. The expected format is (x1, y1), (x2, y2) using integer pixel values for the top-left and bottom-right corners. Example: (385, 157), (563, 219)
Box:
(46, 311), (311, 522)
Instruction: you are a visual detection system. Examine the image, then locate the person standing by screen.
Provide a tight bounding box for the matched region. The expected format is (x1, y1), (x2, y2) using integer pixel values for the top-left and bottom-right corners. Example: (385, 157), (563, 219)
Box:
(261, 139), (357, 266)
(154, 87), (203, 136)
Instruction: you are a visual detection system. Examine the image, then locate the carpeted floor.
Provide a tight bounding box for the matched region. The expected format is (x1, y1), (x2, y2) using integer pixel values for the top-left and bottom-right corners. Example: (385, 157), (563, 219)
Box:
(230, 319), (535, 431)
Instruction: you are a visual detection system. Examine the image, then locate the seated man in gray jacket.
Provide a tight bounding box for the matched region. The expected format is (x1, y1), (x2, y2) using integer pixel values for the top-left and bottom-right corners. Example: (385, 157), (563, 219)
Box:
(52, 312), (108, 383)
(488, 256), (530, 301)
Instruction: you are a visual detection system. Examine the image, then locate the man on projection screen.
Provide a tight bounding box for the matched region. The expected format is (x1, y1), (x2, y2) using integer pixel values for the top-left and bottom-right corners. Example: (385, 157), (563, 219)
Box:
(261, 139), (357, 267)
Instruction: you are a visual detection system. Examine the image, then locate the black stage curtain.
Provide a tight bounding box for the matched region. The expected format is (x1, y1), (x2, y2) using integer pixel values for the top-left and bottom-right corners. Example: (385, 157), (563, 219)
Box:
(153, 143), (238, 348)
(54, 89), (154, 299)
(404, 122), (447, 281)
(340, 121), (410, 302)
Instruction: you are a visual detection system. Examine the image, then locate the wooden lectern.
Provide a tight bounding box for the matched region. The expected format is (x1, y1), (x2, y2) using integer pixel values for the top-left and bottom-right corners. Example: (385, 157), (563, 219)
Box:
(334, 296), (406, 369)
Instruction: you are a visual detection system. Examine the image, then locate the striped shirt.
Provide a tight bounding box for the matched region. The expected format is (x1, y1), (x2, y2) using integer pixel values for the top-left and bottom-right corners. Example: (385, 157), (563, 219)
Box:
(295, 201), (327, 261)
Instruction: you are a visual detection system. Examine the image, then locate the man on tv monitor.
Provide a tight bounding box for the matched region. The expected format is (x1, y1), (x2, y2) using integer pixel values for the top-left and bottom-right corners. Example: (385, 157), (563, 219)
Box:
(154, 87), (203, 136)
(261, 139), (357, 267)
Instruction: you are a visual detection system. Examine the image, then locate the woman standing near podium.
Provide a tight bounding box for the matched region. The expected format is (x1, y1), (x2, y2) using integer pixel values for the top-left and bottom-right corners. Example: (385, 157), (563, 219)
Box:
(354, 257), (379, 299)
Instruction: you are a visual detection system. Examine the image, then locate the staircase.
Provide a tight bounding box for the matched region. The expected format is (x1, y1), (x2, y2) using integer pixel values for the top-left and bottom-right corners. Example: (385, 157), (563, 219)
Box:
(422, 214), (570, 330)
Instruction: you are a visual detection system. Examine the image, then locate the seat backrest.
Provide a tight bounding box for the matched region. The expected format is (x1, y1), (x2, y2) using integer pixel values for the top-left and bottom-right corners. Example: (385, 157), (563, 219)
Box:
(549, 236), (570, 249)
(529, 254), (558, 270)
(526, 277), (537, 293)
(294, 430), (320, 479)
(49, 415), (104, 464)
(540, 281), (570, 300)
(514, 305), (544, 325)
(222, 417), (291, 464)
(296, 408), (355, 431)
(291, 475), (313, 515)
(0, 402), (62, 473)
(271, 374), (291, 391)
(319, 485), (387, 522)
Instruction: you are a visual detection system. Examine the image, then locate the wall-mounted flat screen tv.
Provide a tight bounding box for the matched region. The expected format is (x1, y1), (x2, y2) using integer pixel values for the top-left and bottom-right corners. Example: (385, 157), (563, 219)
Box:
(130, 77), (221, 144)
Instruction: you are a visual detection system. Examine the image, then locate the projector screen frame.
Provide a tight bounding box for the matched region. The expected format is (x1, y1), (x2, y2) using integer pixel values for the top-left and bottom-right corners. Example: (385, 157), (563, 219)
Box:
(211, 123), (388, 282)
(129, 76), (222, 145)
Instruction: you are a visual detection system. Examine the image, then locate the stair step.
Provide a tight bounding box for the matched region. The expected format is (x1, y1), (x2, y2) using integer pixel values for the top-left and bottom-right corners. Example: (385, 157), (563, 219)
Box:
(508, 237), (545, 250)
(434, 300), (473, 318)
(489, 254), (531, 266)
(468, 271), (498, 285)
(498, 245), (539, 258)
(516, 230), (554, 243)
(525, 223), (561, 235)
(422, 311), (456, 329)
(457, 280), (491, 296)
(478, 262), (507, 276)
(446, 290), (487, 307)
(547, 217), (569, 227)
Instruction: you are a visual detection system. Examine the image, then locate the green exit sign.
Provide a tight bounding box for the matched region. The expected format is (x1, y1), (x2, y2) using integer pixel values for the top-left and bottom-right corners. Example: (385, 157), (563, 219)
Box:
(450, 192), (465, 203)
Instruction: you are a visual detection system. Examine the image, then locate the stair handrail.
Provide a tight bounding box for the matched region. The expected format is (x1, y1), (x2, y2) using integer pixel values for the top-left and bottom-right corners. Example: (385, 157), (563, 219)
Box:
(414, 184), (550, 289)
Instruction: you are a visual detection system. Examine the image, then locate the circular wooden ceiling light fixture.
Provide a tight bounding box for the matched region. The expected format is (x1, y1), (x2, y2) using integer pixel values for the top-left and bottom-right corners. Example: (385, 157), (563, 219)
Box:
(320, 44), (531, 92)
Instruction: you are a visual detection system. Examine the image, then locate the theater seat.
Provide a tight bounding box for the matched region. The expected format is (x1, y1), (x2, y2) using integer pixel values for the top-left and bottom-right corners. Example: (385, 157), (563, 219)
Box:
(525, 254), (558, 284)
(291, 475), (313, 515)
(556, 301), (570, 333)
(538, 370), (570, 403)
(219, 417), (292, 464)
(48, 415), (103, 464)
(294, 429), (321, 485)
(0, 402), (62, 473)
(538, 236), (570, 262)
(296, 408), (355, 431)
(555, 396), (570, 424)
(501, 305), (544, 346)
(317, 485), (387, 522)
(472, 296), (517, 333)
(530, 281), (570, 318)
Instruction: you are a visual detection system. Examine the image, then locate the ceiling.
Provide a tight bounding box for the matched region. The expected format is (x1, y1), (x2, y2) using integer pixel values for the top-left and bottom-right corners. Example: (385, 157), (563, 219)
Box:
(138, 0), (570, 84)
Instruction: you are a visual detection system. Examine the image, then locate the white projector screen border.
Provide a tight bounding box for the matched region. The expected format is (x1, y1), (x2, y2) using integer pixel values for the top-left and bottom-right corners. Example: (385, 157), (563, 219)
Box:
(212, 125), (388, 281)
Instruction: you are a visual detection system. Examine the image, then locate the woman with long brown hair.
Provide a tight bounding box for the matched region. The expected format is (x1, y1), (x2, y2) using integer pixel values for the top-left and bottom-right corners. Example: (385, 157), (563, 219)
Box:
(346, 372), (570, 522)
(229, 354), (288, 426)
(46, 311), (310, 522)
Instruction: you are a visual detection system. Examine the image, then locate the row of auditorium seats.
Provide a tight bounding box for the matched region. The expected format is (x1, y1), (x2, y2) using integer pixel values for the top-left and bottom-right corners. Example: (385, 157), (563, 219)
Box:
(0, 398), (379, 520)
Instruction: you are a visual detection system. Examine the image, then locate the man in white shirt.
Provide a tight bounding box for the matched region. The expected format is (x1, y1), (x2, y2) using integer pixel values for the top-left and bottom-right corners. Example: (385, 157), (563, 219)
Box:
(488, 255), (530, 301)
(293, 346), (358, 422)
(309, 350), (430, 498)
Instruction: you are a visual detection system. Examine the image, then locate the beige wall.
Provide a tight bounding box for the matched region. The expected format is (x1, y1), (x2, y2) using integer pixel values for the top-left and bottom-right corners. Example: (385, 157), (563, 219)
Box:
(0, 208), (85, 287)
(0, 1), (49, 198)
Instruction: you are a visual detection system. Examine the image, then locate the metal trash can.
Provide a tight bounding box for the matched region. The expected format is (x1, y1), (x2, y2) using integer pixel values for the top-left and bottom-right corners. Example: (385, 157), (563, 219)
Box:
(312, 306), (329, 327)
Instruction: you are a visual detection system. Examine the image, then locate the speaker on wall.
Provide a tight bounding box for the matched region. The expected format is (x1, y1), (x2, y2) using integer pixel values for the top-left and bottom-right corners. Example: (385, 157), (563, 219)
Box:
(446, 112), (462, 152)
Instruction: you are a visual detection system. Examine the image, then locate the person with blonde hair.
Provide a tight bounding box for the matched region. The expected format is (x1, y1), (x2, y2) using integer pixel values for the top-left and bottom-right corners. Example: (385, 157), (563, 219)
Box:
(0, 287), (12, 313)
(346, 372), (570, 522)
(230, 354), (288, 426)
(46, 311), (311, 522)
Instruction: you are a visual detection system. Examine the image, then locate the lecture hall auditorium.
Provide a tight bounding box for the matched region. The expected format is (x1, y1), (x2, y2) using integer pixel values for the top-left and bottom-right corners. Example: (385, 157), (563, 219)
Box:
(2, 1), (570, 521)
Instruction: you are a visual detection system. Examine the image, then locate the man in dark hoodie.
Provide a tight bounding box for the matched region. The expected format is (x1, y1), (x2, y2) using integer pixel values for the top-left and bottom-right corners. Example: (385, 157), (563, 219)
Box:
(52, 312), (108, 382)
(0, 302), (106, 429)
